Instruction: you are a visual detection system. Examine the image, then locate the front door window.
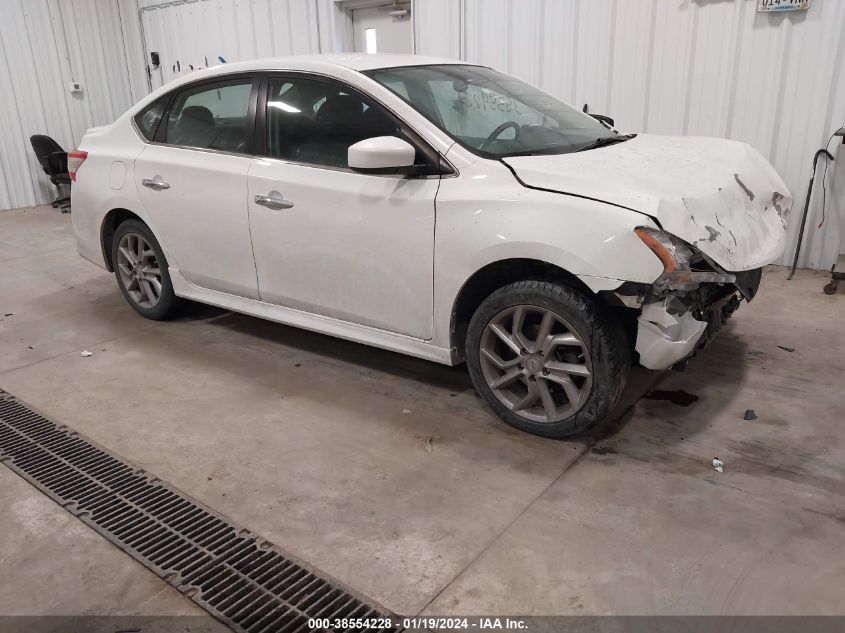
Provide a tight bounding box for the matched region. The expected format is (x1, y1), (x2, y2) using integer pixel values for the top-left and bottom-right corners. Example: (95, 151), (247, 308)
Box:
(265, 77), (401, 168)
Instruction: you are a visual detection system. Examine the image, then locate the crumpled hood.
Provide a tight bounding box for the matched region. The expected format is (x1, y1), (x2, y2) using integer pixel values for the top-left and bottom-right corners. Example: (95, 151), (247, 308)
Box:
(503, 134), (792, 271)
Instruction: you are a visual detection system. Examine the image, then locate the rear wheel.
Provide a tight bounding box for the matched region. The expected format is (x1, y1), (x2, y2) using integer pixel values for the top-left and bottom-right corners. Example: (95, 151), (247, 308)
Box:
(466, 280), (629, 438)
(112, 220), (178, 320)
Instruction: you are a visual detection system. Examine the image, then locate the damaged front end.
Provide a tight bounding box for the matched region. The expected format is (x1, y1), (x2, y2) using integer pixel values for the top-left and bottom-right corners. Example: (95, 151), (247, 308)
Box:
(616, 227), (761, 371)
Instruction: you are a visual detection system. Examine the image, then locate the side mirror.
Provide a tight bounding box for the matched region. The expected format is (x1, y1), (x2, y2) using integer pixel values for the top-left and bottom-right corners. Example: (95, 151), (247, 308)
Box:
(348, 136), (418, 174)
(590, 113), (615, 129)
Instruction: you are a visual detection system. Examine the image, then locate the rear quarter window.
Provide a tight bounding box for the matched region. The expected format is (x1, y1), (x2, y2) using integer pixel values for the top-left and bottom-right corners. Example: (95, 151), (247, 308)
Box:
(134, 99), (167, 141)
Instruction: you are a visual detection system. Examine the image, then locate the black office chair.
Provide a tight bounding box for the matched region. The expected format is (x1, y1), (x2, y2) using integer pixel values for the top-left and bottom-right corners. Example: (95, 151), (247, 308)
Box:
(29, 134), (71, 212)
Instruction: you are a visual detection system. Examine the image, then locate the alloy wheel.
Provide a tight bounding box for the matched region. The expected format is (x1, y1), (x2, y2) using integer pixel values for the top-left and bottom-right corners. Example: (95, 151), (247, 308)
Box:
(116, 232), (162, 309)
(479, 305), (593, 424)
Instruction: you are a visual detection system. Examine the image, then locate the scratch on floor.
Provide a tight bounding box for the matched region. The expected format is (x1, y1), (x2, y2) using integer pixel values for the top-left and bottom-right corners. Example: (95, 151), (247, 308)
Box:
(131, 584), (172, 614)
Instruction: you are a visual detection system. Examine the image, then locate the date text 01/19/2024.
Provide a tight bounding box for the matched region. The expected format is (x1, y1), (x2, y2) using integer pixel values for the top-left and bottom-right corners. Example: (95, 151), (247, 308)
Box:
(307, 617), (529, 630)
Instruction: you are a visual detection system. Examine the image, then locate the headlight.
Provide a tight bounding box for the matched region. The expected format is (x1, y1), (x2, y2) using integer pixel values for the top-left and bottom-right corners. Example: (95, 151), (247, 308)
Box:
(635, 226), (735, 290)
(634, 227), (693, 272)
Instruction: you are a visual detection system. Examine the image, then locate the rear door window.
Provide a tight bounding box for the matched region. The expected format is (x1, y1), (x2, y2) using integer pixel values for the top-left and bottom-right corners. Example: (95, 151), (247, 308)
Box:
(165, 79), (254, 153)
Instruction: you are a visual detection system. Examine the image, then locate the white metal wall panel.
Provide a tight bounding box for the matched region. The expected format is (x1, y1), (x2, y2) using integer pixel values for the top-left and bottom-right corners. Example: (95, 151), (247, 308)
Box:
(2, 0), (842, 269)
(0, 0), (138, 211)
(0, 0), (49, 208)
(507, 0), (542, 86)
(609, 0), (653, 131)
(574, 0), (615, 116)
(413, 0), (460, 58)
(72, 0), (134, 124)
(140, 0), (320, 90)
(645, 0), (695, 135)
(539, 0), (578, 107)
(452, 0), (845, 269)
(118, 0), (150, 105)
(826, 12), (845, 264)
(766, 2), (845, 269)
(685, 0), (741, 139)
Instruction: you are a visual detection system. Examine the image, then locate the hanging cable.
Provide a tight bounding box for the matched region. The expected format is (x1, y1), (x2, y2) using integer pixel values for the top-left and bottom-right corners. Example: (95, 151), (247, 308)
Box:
(816, 129), (837, 229)
(787, 126), (842, 279)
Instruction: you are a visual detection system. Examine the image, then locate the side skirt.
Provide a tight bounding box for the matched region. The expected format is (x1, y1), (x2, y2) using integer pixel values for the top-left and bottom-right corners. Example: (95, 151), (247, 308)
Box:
(170, 268), (458, 366)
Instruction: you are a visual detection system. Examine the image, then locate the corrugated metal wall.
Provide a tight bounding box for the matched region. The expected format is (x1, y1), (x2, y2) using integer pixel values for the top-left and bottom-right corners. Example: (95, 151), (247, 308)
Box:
(0, 0), (142, 210)
(1, 0), (843, 269)
(415, 0), (845, 271)
(138, 0), (321, 90)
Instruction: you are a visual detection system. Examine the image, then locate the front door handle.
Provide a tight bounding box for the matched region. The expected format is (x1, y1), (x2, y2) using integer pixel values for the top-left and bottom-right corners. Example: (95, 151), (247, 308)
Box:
(254, 193), (294, 210)
(142, 176), (170, 190)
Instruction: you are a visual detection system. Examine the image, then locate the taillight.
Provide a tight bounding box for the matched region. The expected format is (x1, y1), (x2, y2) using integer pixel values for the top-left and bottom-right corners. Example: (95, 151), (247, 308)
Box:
(68, 150), (88, 182)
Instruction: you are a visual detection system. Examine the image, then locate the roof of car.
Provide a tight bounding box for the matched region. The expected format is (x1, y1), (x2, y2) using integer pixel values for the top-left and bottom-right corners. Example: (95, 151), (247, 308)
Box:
(288, 53), (468, 71)
(195, 53), (471, 75)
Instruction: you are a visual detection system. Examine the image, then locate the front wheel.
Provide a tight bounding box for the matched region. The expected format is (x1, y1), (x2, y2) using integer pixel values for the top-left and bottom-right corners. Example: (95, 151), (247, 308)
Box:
(466, 280), (629, 438)
(112, 219), (179, 320)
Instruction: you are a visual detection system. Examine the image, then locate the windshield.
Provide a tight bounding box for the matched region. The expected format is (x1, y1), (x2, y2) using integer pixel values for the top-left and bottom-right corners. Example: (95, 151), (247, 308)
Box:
(366, 64), (618, 158)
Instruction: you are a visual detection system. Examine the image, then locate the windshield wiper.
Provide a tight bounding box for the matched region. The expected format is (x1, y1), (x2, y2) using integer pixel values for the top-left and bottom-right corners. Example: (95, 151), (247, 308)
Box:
(575, 133), (637, 152)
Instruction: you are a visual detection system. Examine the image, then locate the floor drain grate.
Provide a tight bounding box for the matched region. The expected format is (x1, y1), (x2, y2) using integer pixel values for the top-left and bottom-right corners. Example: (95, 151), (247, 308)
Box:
(0, 390), (400, 633)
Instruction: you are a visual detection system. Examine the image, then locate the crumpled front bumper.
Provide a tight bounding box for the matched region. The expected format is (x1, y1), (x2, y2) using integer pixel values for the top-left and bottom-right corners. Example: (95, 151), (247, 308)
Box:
(635, 300), (708, 370)
(633, 279), (748, 371)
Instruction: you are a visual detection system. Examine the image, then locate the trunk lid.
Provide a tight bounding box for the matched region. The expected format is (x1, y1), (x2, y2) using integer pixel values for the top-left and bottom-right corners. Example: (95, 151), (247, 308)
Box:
(503, 134), (792, 271)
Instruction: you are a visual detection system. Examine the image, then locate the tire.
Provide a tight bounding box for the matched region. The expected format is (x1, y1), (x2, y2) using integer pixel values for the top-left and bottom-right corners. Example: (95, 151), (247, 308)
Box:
(111, 219), (179, 320)
(466, 280), (629, 439)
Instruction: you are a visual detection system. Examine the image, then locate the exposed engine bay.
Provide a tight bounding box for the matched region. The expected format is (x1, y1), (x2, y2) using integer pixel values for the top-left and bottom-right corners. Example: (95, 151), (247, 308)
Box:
(610, 264), (762, 371)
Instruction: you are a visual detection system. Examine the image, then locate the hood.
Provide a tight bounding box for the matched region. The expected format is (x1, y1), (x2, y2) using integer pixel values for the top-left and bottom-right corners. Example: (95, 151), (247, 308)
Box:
(503, 134), (792, 271)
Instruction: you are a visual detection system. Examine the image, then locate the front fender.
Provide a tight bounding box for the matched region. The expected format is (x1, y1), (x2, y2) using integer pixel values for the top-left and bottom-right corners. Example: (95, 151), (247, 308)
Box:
(466, 240), (648, 293)
(432, 159), (664, 347)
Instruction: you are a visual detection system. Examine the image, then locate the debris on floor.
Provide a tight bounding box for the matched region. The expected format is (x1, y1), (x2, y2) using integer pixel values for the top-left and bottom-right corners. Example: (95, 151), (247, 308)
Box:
(402, 408), (411, 414)
(744, 409), (758, 421)
(643, 389), (700, 406)
(777, 345), (795, 352)
(80, 350), (93, 357)
(416, 435), (434, 452)
(712, 457), (724, 473)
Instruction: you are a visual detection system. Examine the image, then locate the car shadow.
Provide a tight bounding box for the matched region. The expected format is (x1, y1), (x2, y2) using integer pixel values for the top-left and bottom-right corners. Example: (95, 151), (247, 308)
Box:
(590, 328), (751, 456)
(174, 300), (748, 446)
(175, 302), (474, 394)
(589, 365), (663, 440)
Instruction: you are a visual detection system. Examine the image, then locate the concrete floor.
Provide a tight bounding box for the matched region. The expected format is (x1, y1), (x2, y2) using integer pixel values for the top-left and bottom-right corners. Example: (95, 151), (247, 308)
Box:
(1, 205), (843, 618)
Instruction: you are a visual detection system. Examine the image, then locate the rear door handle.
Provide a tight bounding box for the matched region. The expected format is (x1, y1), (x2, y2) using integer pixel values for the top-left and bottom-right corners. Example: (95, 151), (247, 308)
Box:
(142, 176), (170, 190)
(254, 193), (294, 210)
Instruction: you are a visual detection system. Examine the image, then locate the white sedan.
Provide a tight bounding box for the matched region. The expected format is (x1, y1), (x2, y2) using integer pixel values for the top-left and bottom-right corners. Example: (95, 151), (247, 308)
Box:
(70, 54), (791, 438)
